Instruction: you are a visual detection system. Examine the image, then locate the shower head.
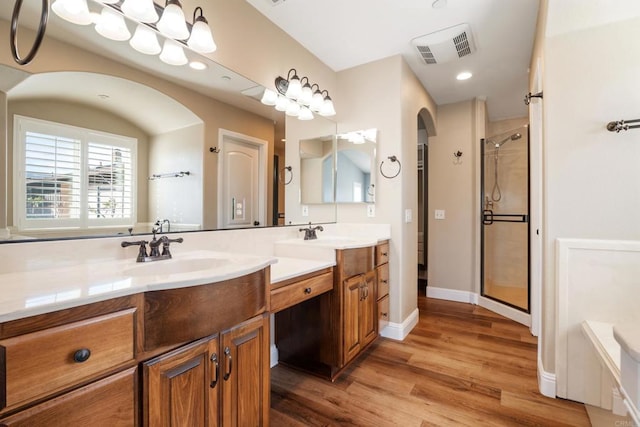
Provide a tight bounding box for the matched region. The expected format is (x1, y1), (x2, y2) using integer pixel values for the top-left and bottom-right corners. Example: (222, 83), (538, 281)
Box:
(487, 132), (522, 148)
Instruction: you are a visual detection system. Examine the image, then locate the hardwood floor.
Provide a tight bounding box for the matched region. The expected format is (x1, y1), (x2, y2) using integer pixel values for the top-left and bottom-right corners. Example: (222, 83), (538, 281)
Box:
(270, 292), (591, 426)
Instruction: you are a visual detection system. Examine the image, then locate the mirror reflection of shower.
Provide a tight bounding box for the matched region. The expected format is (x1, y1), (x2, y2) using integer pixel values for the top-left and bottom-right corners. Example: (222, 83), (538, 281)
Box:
(485, 132), (522, 202)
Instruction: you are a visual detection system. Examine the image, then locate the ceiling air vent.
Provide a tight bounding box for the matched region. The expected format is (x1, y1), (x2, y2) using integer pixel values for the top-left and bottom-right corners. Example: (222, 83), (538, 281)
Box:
(411, 23), (476, 65)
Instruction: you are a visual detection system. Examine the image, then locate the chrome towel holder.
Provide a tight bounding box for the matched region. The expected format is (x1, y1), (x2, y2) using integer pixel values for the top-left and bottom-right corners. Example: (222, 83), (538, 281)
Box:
(280, 166), (293, 185)
(380, 155), (401, 179)
(10, 0), (49, 65)
(606, 119), (640, 133)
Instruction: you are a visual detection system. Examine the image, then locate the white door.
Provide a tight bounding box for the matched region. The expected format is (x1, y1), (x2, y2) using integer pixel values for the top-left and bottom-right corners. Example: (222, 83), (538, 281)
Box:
(218, 132), (265, 229)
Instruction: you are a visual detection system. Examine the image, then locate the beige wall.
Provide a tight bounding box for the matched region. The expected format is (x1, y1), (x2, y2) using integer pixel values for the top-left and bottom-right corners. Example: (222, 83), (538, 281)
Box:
(540, 6), (640, 376)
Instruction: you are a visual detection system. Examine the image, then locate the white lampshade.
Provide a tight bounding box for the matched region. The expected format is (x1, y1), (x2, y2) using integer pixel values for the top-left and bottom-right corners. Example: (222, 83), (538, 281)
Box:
(188, 19), (217, 53)
(121, 0), (159, 23)
(156, 0), (190, 40)
(299, 83), (313, 106)
(275, 95), (289, 112)
(260, 89), (278, 106)
(285, 74), (302, 100)
(298, 106), (314, 121)
(95, 7), (131, 41)
(95, 0), (118, 4)
(159, 39), (188, 65)
(285, 101), (301, 117)
(52, 0), (92, 25)
(319, 95), (336, 117)
(309, 89), (324, 112)
(130, 24), (161, 55)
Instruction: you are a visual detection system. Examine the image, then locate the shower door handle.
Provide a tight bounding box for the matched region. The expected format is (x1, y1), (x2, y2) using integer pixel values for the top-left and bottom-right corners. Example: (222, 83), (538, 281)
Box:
(483, 210), (494, 225)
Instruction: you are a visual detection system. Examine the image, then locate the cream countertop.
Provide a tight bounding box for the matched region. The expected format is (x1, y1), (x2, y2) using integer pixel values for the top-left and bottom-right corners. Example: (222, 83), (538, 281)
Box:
(614, 322), (640, 363)
(0, 250), (337, 323)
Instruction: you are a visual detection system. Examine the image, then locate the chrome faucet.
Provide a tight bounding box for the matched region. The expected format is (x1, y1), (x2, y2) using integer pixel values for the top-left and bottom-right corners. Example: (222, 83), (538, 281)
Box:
(121, 229), (183, 262)
(299, 222), (324, 240)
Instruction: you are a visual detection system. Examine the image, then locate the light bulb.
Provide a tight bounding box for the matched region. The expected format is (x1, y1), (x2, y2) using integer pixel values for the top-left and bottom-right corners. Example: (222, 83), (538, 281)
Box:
(188, 13), (216, 53)
(52, 0), (92, 25)
(275, 95), (289, 112)
(285, 73), (302, 100)
(286, 101), (301, 117)
(299, 82), (313, 106)
(319, 94), (336, 117)
(260, 89), (278, 106)
(310, 89), (324, 112)
(157, 0), (190, 40)
(159, 39), (188, 66)
(130, 24), (161, 55)
(298, 106), (314, 121)
(121, 0), (159, 23)
(95, 7), (131, 41)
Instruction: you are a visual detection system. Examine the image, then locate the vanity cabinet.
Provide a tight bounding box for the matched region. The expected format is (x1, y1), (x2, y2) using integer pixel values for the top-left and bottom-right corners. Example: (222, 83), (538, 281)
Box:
(0, 268), (270, 426)
(143, 314), (269, 427)
(342, 270), (377, 365)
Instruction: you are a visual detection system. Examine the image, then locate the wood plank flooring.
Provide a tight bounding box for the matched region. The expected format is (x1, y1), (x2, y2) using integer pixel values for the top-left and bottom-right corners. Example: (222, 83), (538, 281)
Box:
(270, 292), (590, 426)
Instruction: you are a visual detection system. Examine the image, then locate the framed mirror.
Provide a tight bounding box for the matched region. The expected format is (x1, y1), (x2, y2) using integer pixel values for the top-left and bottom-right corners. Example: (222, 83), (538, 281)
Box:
(299, 134), (335, 204)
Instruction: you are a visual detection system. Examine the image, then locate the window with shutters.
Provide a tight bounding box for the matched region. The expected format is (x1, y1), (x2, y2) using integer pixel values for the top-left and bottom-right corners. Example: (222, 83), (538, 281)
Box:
(14, 116), (137, 231)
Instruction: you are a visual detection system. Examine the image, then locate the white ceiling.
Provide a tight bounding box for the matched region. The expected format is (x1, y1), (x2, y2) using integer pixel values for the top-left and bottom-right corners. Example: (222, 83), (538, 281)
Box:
(245, 0), (540, 121)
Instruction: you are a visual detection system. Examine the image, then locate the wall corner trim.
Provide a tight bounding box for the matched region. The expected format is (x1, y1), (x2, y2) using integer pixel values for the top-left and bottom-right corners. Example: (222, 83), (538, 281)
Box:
(538, 355), (557, 398)
(380, 308), (419, 341)
(426, 286), (478, 304)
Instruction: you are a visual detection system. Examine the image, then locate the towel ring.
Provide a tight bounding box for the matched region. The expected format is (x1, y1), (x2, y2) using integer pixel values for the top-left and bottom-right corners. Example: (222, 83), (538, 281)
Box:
(281, 166), (293, 185)
(11, 0), (49, 65)
(380, 156), (401, 179)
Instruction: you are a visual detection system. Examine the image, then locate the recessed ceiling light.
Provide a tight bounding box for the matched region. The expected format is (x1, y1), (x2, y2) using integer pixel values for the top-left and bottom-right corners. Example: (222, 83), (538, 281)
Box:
(456, 71), (472, 81)
(189, 61), (207, 70)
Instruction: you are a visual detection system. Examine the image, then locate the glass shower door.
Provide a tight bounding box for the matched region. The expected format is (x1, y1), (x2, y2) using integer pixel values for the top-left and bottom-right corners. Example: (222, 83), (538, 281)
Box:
(481, 126), (530, 312)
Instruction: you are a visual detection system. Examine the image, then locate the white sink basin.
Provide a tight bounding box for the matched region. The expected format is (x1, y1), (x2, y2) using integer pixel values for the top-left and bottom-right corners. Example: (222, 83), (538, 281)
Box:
(124, 257), (229, 277)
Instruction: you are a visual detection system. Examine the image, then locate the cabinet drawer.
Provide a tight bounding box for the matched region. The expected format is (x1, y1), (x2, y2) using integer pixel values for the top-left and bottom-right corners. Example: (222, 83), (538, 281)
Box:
(271, 271), (333, 313)
(0, 308), (135, 411)
(377, 263), (389, 299)
(378, 295), (390, 331)
(375, 242), (389, 266)
(0, 367), (137, 427)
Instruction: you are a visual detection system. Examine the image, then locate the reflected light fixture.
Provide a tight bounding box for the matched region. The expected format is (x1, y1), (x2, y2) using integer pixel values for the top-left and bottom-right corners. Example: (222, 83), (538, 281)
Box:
(262, 68), (336, 120)
(52, 0), (93, 25)
(157, 0), (190, 40)
(95, 7), (131, 41)
(53, 0), (217, 69)
(456, 71), (473, 80)
(130, 24), (161, 54)
(121, 0), (158, 23)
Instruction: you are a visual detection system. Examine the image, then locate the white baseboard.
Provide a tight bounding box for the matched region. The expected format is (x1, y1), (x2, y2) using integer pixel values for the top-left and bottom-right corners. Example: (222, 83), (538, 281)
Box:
(478, 296), (531, 327)
(426, 286), (478, 305)
(380, 308), (419, 341)
(538, 355), (557, 398)
(270, 344), (279, 368)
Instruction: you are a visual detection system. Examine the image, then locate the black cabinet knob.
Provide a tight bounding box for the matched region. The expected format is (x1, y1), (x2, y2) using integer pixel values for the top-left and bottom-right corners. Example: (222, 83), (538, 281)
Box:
(73, 348), (91, 363)
(304, 287), (312, 294)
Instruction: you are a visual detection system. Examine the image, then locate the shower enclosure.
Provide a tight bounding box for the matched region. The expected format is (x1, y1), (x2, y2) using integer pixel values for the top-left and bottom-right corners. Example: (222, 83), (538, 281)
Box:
(481, 126), (530, 312)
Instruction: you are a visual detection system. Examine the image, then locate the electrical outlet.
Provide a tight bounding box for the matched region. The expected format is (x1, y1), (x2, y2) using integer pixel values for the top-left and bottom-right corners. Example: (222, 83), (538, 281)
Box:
(302, 205), (309, 217)
(367, 204), (375, 218)
(435, 209), (445, 220)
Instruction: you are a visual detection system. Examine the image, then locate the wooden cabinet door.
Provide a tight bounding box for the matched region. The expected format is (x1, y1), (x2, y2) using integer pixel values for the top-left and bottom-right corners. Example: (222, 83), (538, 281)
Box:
(144, 335), (220, 427)
(360, 270), (377, 348)
(343, 275), (363, 365)
(220, 314), (269, 427)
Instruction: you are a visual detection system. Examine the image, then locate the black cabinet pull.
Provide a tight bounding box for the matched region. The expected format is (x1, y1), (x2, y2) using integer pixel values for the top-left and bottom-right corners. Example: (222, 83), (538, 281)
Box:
(381, 279), (388, 284)
(381, 312), (388, 318)
(210, 353), (219, 388)
(223, 347), (232, 381)
(73, 348), (91, 363)
(304, 287), (312, 294)
(381, 252), (388, 257)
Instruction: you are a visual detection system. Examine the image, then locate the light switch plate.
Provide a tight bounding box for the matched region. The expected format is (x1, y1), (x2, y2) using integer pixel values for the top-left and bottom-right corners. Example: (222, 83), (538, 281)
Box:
(435, 209), (445, 220)
(302, 205), (309, 217)
(367, 204), (375, 217)
(405, 208), (412, 223)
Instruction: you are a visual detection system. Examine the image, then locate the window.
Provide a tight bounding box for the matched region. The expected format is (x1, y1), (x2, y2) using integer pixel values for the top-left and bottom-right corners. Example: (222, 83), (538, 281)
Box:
(14, 116), (137, 231)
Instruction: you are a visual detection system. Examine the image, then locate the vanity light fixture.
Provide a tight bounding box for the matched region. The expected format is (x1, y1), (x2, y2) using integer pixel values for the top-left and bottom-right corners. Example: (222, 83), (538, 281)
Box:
(261, 68), (337, 120)
(53, 0), (217, 69)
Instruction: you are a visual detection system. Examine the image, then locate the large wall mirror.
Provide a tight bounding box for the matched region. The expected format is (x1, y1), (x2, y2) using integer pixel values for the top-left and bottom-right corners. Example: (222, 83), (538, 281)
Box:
(0, 1), (336, 243)
(335, 129), (376, 203)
